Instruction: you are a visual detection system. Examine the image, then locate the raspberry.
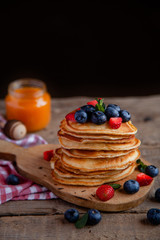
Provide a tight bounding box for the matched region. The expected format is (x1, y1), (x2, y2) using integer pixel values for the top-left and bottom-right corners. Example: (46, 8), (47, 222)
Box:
(43, 150), (54, 161)
(109, 117), (122, 129)
(65, 112), (76, 122)
(96, 185), (114, 201)
(136, 173), (153, 186)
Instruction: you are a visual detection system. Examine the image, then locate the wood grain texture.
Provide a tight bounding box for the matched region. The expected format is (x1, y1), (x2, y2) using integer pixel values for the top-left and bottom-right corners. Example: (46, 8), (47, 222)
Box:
(0, 96), (160, 239)
(0, 214), (160, 240)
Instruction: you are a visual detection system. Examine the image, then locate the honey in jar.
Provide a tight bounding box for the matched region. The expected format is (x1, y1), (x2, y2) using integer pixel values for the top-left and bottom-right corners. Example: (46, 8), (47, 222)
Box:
(5, 79), (51, 132)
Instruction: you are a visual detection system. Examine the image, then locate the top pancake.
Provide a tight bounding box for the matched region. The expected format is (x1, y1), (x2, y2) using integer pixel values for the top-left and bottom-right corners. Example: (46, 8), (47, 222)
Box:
(60, 118), (137, 136)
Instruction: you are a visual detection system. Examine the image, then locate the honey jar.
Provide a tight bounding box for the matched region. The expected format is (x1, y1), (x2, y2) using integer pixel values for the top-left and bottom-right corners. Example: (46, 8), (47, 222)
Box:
(5, 79), (51, 132)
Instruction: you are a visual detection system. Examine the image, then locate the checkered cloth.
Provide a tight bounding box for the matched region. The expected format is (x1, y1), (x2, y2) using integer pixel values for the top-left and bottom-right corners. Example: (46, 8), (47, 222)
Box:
(0, 114), (57, 204)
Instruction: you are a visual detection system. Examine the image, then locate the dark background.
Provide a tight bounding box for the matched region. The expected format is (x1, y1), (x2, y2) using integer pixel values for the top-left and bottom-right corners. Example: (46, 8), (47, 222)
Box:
(1, 1), (160, 98)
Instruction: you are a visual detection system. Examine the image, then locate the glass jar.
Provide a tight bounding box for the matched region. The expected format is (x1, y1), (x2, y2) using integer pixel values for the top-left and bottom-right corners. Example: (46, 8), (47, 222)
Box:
(5, 79), (51, 132)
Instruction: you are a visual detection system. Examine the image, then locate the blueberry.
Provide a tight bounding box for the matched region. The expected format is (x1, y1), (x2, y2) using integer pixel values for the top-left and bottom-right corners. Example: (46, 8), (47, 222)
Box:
(6, 174), (20, 185)
(107, 104), (121, 112)
(81, 105), (95, 114)
(64, 208), (79, 223)
(75, 110), (88, 123)
(87, 209), (102, 225)
(91, 111), (107, 125)
(105, 107), (119, 120)
(120, 110), (131, 122)
(147, 208), (160, 225)
(81, 105), (95, 120)
(145, 165), (159, 178)
(155, 188), (160, 202)
(123, 180), (140, 194)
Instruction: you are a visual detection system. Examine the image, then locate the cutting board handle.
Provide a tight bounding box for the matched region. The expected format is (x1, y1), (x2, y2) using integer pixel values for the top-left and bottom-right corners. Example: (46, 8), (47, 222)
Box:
(0, 140), (22, 161)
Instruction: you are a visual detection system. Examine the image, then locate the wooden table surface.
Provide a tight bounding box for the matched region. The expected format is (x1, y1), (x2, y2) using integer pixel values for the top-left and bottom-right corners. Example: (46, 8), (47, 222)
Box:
(0, 96), (160, 240)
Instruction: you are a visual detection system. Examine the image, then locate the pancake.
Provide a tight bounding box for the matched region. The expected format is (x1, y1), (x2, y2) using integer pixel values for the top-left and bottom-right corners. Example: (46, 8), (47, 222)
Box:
(60, 118), (137, 136)
(60, 128), (133, 140)
(53, 157), (127, 178)
(58, 149), (140, 172)
(55, 147), (63, 158)
(59, 163), (123, 175)
(50, 156), (56, 170)
(59, 135), (141, 151)
(62, 148), (133, 159)
(58, 130), (135, 143)
(51, 162), (137, 186)
(51, 154), (121, 175)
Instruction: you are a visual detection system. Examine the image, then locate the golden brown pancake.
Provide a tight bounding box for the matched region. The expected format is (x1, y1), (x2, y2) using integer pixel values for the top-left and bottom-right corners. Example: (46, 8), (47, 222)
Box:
(51, 154), (120, 175)
(60, 118), (137, 136)
(51, 162), (137, 186)
(53, 157), (126, 178)
(53, 148), (140, 172)
(60, 128), (133, 140)
(58, 130), (135, 143)
(59, 135), (141, 151)
(61, 149), (140, 172)
(62, 148), (133, 159)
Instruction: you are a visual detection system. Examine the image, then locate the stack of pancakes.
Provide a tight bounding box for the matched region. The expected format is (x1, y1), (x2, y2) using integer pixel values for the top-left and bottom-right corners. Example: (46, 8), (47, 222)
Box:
(51, 117), (141, 186)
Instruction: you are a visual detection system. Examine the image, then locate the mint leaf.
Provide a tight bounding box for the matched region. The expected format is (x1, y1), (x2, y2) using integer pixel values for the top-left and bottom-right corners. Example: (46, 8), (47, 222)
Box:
(136, 159), (147, 172)
(95, 98), (106, 113)
(108, 183), (121, 190)
(75, 212), (88, 229)
(136, 159), (141, 164)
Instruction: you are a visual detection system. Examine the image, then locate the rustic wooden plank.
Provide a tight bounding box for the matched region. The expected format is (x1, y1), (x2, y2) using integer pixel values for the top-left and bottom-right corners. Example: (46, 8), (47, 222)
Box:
(0, 176), (159, 216)
(0, 213), (159, 240)
(0, 188), (160, 216)
(0, 96), (160, 240)
(0, 199), (86, 216)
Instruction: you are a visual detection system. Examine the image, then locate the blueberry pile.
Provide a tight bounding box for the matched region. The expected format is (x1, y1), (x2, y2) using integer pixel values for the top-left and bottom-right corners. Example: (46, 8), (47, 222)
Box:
(75, 100), (131, 125)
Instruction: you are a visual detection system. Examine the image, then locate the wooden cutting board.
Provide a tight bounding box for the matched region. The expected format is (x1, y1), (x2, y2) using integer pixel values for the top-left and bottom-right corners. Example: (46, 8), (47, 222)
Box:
(0, 140), (154, 212)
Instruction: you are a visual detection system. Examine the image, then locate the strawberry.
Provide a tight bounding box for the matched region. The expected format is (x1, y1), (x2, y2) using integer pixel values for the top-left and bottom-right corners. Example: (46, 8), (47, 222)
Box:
(136, 173), (153, 186)
(96, 184), (114, 201)
(109, 117), (122, 129)
(87, 98), (102, 107)
(43, 150), (54, 161)
(65, 112), (76, 122)
(87, 100), (98, 107)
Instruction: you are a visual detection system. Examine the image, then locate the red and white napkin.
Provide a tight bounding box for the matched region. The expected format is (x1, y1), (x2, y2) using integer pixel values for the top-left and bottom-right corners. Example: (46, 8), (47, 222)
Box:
(0, 114), (57, 204)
